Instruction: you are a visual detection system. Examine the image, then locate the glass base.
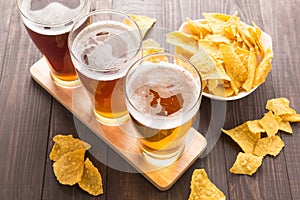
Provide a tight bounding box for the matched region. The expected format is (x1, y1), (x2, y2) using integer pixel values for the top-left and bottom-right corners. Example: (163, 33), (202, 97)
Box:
(94, 110), (130, 126)
(50, 72), (81, 88)
(142, 144), (185, 167)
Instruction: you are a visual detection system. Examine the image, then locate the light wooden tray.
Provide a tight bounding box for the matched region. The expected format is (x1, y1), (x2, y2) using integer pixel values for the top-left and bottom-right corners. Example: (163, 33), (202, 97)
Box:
(30, 57), (207, 191)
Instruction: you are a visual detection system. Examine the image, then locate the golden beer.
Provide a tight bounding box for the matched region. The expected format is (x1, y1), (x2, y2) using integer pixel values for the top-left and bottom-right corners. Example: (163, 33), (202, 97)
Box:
(125, 53), (202, 162)
(69, 10), (142, 125)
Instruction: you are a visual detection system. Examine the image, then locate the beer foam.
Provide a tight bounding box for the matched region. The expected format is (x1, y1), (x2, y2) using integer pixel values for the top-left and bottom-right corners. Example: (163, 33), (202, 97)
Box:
(20, 0), (88, 35)
(71, 21), (141, 81)
(126, 62), (202, 130)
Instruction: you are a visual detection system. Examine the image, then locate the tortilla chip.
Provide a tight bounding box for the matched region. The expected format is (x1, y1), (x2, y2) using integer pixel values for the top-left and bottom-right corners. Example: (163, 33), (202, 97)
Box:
(246, 120), (265, 133)
(220, 44), (248, 94)
(253, 135), (285, 157)
(280, 113), (300, 123)
(203, 12), (231, 35)
(230, 152), (263, 175)
(78, 158), (103, 196)
(253, 48), (273, 87)
(259, 111), (281, 137)
(266, 97), (296, 116)
(242, 48), (257, 92)
(50, 134), (91, 161)
(186, 17), (212, 39)
(190, 47), (230, 80)
(124, 14), (156, 38)
(198, 40), (223, 60)
(222, 122), (260, 153)
(166, 31), (198, 55)
(188, 169), (226, 200)
(278, 120), (293, 134)
(53, 149), (85, 186)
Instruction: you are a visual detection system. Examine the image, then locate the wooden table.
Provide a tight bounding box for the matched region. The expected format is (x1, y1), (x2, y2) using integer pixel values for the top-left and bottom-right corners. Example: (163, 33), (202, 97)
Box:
(1, 0), (299, 199)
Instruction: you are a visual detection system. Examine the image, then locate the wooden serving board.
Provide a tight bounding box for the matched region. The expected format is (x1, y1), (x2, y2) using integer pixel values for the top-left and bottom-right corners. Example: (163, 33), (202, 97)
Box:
(30, 57), (207, 191)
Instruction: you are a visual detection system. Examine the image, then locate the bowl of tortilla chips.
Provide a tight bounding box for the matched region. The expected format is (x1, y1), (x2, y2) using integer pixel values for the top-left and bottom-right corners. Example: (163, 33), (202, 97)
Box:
(166, 12), (273, 101)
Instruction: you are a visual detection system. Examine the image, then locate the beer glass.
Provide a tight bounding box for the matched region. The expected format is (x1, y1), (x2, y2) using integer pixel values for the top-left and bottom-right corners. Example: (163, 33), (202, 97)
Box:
(68, 10), (142, 125)
(17, 0), (91, 87)
(125, 52), (202, 163)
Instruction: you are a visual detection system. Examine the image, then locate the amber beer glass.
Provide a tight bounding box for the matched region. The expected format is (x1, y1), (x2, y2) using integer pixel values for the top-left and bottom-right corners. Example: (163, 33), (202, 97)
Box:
(17, 0), (91, 87)
(125, 52), (202, 163)
(68, 10), (142, 125)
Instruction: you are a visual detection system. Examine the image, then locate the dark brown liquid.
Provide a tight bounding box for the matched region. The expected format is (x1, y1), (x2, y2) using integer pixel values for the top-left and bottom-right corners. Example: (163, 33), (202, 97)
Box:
(25, 25), (77, 81)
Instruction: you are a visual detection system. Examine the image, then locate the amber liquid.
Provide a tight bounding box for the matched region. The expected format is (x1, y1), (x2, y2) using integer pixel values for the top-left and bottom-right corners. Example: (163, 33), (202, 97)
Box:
(77, 71), (128, 121)
(25, 26), (77, 82)
(130, 87), (194, 157)
(132, 116), (194, 155)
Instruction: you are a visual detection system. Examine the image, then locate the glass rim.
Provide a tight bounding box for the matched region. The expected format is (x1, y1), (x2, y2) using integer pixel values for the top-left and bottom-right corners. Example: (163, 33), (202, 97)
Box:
(68, 9), (143, 73)
(17, 0), (91, 28)
(124, 51), (203, 118)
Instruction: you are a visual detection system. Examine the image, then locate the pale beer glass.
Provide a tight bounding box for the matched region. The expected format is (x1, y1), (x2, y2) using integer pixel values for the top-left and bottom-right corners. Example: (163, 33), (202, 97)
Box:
(17, 0), (91, 87)
(68, 10), (142, 125)
(125, 52), (202, 163)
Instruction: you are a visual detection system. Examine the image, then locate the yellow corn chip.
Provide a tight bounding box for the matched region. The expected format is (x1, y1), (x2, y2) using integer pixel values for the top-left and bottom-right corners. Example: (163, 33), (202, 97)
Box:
(246, 120), (265, 133)
(253, 135), (285, 157)
(253, 48), (273, 87)
(230, 152), (263, 176)
(236, 47), (250, 67)
(166, 31), (198, 55)
(278, 120), (293, 134)
(53, 149), (85, 186)
(124, 14), (156, 38)
(280, 113), (300, 123)
(259, 111), (281, 137)
(142, 38), (166, 62)
(222, 122), (260, 153)
(198, 40), (223, 60)
(50, 134), (91, 161)
(203, 12), (231, 35)
(220, 44), (248, 94)
(188, 169), (226, 200)
(204, 34), (231, 44)
(266, 97), (296, 116)
(242, 48), (257, 92)
(78, 158), (103, 196)
(186, 17), (212, 39)
(190, 47), (230, 81)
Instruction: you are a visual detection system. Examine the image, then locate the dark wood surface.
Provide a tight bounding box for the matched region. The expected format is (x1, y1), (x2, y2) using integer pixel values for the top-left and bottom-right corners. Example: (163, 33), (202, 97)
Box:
(1, 0), (299, 199)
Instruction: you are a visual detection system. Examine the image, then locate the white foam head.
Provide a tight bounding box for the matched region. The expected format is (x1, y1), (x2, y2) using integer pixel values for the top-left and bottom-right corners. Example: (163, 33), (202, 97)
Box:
(126, 62), (202, 130)
(18, 0), (90, 35)
(70, 20), (142, 81)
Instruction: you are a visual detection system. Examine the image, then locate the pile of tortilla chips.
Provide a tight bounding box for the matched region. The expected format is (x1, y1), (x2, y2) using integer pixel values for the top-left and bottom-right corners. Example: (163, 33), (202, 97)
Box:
(166, 12), (274, 97)
(222, 97), (300, 175)
(50, 134), (103, 196)
(188, 169), (226, 200)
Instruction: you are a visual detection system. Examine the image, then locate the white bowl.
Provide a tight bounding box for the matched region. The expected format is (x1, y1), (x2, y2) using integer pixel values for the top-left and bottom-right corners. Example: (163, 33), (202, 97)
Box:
(178, 19), (273, 101)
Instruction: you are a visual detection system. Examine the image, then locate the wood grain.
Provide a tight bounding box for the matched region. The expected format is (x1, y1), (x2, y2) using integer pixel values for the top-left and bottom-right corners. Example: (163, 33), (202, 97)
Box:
(1, 0), (300, 199)
(0, 2), (51, 199)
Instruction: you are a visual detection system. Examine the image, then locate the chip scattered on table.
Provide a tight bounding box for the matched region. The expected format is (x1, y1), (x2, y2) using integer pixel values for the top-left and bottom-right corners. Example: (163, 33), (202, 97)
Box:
(222, 122), (260, 153)
(230, 152), (263, 176)
(259, 111), (281, 137)
(78, 158), (103, 196)
(253, 135), (285, 157)
(188, 169), (226, 200)
(50, 134), (103, 196)
(50, 134), (91, 161)
(266, 97), (296, 116)
(53, 149), (86, 186)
